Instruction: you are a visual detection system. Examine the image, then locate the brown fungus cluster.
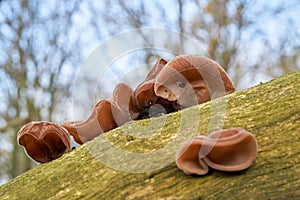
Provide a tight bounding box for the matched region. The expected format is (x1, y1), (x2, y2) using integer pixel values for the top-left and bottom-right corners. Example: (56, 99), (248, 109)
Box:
(18, 55), (243, 167)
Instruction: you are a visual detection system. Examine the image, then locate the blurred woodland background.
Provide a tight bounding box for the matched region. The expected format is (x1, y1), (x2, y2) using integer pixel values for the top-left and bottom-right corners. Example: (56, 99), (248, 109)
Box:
(0, 0), (299, 185)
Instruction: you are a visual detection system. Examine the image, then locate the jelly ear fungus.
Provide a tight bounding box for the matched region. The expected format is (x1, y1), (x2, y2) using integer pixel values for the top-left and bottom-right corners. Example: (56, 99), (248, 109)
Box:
(18, 121), (71, 163)
(176, 128), (258, 175)
(154, 55), (235, 109)
(62, 100), (123, 144)
(130, 58), (176, 119)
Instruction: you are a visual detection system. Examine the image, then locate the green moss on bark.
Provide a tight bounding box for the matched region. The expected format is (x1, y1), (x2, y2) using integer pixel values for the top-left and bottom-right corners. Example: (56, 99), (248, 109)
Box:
(1, 71), (300, 199)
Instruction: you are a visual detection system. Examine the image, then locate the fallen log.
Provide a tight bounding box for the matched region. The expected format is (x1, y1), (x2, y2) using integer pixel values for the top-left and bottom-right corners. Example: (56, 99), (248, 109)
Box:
(1, 71), (299, 199)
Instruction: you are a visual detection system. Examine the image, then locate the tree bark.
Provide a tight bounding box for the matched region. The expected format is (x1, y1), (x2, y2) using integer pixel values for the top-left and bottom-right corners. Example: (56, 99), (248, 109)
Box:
(1, 71), (300, 199)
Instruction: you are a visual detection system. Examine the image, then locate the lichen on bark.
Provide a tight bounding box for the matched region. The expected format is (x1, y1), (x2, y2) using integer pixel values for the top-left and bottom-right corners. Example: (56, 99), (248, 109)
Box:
(0, 71), (300, 199)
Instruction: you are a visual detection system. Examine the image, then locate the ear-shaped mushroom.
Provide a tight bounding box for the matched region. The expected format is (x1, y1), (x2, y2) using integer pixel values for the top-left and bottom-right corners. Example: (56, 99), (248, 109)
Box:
(154, 55), (235, 108)
(62, 100), (122, 143)
(203, 128), (258, 172)
(17, 121), (70, 163)
(144, 58), (168, 81)
(130, 58), (176, 119)
(111, 83), (135, 124)
(131, 58), (167, 111)
(175, 136), (209, 175)
(176, 128), (257, 175)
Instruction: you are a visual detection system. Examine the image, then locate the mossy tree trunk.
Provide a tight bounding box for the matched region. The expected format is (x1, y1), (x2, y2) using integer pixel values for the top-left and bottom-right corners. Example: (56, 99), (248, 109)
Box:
(1, 71), (300, 199)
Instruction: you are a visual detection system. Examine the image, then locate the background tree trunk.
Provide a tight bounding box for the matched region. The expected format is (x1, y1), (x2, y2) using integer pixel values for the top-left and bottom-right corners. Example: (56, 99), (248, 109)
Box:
(0, 71), (299, 199)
